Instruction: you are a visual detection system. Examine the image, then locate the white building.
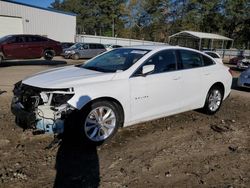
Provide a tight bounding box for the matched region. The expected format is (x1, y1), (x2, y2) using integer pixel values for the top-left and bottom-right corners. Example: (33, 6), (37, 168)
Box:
(0, 0), (76, 42)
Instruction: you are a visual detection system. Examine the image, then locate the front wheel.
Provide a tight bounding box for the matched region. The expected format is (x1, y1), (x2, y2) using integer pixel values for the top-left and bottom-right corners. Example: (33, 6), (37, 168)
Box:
(80, 101), (122, 145)
(203, 86), (223, 115)
(72, 53), (80, 60)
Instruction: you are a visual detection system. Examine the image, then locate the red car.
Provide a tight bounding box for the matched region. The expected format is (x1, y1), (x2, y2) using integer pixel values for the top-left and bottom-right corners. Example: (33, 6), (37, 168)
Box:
(229, 54), (245, 64)
(0, 34), (62, 63)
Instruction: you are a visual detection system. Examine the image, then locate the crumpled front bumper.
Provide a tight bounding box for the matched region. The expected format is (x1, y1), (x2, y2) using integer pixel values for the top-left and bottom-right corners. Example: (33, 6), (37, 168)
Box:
(11, 99), (65, 134)
(11, 101), (36, 129)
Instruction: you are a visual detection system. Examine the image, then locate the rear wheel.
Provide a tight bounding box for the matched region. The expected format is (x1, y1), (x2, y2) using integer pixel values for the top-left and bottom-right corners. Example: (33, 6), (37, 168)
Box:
(0, 55), (3, 64)
(203, 86), (223, 115)
(79, 100), (122, 145)
(43, 49), (55, 60)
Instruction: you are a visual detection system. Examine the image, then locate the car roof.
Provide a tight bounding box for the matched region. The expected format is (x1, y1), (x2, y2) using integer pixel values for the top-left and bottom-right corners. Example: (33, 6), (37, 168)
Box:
(76, 42), (104, 45)
(122, 45), (203, 53)
(7, 34), (44, 37)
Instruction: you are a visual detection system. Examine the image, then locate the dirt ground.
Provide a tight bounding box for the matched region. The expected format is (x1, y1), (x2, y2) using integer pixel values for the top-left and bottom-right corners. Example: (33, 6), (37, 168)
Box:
(0, 58), (249, 188)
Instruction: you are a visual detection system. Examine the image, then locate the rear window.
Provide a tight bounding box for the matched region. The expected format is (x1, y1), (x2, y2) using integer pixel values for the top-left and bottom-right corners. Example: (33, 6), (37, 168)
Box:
(205, 52), (220, 58)
(203, 55), (215, 66)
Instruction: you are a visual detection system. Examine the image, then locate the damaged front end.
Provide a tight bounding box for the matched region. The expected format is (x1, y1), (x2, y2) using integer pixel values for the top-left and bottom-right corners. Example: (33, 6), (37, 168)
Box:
(11, 81), (75, 134)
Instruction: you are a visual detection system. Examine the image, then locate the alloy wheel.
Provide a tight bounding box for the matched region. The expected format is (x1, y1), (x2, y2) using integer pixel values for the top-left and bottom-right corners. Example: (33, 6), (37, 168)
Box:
(84, 106), (116, 142)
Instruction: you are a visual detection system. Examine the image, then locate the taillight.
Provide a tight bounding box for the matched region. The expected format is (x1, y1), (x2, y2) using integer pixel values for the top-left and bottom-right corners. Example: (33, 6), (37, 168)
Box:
(228, 68), (233, 76)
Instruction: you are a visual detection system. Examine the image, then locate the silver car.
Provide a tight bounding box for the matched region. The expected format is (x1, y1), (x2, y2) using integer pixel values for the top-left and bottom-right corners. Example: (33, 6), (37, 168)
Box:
(237, 58), (250, 70)
(62, 43), (106, 59)
(238, 67), (250, 88)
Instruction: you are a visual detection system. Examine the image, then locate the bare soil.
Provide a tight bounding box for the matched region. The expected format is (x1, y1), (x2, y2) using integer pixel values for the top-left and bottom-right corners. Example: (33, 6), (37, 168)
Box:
(0, 59), (249, 188)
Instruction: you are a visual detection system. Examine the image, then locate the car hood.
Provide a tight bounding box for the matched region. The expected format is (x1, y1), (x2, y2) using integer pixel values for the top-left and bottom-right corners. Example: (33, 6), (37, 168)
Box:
(22, 66), (116, 89)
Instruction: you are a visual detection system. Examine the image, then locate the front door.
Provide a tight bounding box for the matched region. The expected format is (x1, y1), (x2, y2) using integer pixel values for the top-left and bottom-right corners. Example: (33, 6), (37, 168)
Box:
(3, 36), (28, 59)
(129, 50), (183, 123)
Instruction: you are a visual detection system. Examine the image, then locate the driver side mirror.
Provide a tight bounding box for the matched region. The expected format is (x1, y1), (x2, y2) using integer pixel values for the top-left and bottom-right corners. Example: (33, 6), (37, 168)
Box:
(142, 65), (155, 76)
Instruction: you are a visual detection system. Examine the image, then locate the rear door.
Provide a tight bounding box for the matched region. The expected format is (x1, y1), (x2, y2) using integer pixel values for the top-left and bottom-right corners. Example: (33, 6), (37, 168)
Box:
(89, 44), (98, 58)
(96, 44), (106, 55)
(25, 36), (45, 58)
(176, 49), (204, 110)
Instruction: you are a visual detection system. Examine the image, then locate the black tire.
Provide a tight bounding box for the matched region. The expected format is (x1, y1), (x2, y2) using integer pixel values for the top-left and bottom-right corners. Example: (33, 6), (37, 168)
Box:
(72, 53), (80, 60)
(78, 100), (122, 145)
(203, 86), (224, 115)
(0, 55), (3, 64)
(43, 49), (55, 60)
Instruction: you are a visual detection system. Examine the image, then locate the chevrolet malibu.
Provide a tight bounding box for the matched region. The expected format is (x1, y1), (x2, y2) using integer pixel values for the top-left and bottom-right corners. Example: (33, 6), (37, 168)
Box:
(11, 46), (232, 144)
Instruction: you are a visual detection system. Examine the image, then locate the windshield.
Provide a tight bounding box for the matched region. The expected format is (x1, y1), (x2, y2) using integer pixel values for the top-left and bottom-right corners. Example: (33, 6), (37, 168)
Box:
(79, 48), (150, 72)
(68, 43), (83, 49)
(0, 35), (11, 43)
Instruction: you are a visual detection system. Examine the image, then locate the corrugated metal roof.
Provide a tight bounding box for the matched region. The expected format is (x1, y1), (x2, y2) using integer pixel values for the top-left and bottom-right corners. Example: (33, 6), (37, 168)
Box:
(169, 31), (233, 41)
(2, 0), (77, 16)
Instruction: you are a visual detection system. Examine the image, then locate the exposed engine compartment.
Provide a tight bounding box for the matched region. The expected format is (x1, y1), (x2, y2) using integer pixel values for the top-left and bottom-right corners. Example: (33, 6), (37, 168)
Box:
(11, 82), (75, 134)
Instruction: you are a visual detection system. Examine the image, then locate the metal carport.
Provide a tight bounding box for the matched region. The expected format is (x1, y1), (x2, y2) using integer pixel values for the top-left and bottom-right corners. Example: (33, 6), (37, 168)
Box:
(168, 31), (233, 50)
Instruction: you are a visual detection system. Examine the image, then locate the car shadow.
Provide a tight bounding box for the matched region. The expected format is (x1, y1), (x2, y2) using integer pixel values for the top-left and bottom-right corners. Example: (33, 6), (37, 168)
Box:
(54, 96), (100, 188)
(54, 136), (100, 188)
(0, 59), (67, 67)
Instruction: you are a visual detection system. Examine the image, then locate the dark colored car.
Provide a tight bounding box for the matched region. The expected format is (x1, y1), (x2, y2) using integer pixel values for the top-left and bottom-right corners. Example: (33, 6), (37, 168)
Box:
(229, 54), (245, 64)
(0, 34), (62, 63)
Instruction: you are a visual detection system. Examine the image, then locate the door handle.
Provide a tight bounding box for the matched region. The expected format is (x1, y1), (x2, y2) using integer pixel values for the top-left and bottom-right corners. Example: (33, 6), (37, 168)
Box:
(173, 76), (181, 80)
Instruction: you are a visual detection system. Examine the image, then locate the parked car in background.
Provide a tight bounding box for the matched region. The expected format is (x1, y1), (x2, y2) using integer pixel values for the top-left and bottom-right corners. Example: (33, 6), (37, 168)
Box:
(203, 51), (223, 64)
(61, 42), (75, 49)
(62, 43), (106, 59)
(105, 44), (122, 51)
(11, 46), (232, 144)
(236, 57), (250, 70)
(238, 67), (250, 88)
(229, 54), (246, 64)
(0, 34), (62, 63)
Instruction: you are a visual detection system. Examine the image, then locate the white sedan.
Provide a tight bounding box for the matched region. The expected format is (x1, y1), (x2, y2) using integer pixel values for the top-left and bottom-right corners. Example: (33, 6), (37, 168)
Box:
(11, 46), (232, 144)
(203, 51), (223, 64)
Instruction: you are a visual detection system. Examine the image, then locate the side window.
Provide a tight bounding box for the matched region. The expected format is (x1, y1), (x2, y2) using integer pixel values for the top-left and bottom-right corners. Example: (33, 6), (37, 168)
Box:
(178, 50), (203, 69)
(134, 50), (177, 75)
(89, 44), (97, 49)
(82, 44), (89, 49)
(26, 36), (39, 42)
(205, 52), (220, 58)
(203, 55), (215, 66)
(16, 36), (26, 43)
(97, 44), (105, 49)
(7, 36), (17, 43)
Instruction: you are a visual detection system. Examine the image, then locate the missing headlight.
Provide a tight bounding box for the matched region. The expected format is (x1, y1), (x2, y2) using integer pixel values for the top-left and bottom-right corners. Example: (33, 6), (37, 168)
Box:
(52, 93), (74, 107)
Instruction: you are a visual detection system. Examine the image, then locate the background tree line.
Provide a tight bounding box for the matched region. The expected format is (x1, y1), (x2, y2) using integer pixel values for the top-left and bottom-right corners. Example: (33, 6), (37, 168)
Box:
(51, 0), (250, 49)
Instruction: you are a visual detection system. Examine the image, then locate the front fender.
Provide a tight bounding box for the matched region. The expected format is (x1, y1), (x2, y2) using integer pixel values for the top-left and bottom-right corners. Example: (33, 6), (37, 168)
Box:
(67, 80), (130, 122)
